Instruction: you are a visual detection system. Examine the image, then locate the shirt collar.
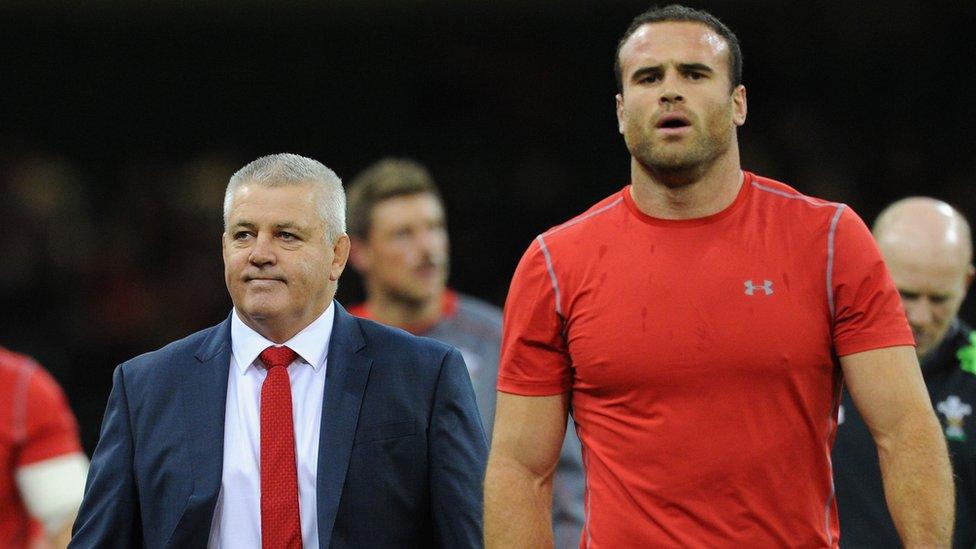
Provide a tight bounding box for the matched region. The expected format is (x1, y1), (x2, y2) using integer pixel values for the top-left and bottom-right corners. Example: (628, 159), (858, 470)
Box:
(230, 302), (335, 373)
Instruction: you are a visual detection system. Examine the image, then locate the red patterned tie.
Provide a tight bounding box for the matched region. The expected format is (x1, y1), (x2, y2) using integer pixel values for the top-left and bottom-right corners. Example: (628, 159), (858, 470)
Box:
(258, 345), (303, 549)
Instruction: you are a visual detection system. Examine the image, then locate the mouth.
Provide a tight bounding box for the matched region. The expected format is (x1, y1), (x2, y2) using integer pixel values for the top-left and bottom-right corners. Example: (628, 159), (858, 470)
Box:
(655, 113), (692, 133)
(244, 276), (285, 284)
(415, 264), (443, 279)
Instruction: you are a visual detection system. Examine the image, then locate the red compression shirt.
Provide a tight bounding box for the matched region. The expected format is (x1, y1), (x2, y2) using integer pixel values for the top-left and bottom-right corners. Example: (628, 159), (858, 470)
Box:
(0, 348), (83, 548)
(498, 173), (913, 548)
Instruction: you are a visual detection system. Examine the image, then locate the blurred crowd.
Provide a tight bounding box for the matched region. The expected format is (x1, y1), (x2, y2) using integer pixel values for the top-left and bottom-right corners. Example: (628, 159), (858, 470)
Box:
(0, 150), (234, 450)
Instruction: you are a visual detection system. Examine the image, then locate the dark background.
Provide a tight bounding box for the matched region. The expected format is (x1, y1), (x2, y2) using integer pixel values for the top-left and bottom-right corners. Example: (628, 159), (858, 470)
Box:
(1, 1), (973, 452)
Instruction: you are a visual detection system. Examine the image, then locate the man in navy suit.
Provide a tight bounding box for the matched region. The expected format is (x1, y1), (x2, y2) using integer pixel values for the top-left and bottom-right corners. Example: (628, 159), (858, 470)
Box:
(70, 153), (488, 548)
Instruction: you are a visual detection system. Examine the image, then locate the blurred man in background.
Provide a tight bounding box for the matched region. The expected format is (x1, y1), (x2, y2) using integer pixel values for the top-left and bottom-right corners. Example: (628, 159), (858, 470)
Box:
(345, 158), (585, 547)
(1, 347), (87, 548)
(834, 197), (976, 547)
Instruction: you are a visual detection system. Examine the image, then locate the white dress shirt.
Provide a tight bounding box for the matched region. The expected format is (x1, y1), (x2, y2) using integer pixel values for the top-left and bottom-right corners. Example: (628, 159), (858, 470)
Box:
(208, 303), (334, 549)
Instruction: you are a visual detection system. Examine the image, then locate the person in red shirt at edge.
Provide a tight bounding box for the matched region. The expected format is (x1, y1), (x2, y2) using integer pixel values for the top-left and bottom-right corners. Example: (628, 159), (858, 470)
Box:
(1, 347), (88, 549)
(483, 4), (954, 548)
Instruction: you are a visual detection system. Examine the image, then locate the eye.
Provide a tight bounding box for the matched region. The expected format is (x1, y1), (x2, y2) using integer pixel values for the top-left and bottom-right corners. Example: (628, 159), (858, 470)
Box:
(233, 231), (253, 241)
(278, 231), (297, 241)
(929, 295), (950, 305)
(686, 71), (704, 80)
(898, 290), (921, 301)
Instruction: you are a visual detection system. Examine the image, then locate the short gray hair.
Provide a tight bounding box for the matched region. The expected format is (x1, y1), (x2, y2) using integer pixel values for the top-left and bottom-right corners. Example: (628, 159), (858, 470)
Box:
(223, 153), (346, 241)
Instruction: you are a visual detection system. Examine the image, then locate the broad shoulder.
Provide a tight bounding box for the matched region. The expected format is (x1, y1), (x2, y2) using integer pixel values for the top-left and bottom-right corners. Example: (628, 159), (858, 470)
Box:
(0, 346), (41, 378)
(748, 173), (845, 218)
(119, 322), (226, 378)
(454, 294), (502, 328)
(948, 320), (976, 382)
(538, 188), (628, 246)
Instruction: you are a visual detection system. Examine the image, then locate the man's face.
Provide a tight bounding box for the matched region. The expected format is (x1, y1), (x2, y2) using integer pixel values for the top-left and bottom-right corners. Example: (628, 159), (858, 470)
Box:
(615, 21), (746, 176)
(882, 244), (972, 358)
(353, 193), (449, 306)
(222, 182), (348, 339)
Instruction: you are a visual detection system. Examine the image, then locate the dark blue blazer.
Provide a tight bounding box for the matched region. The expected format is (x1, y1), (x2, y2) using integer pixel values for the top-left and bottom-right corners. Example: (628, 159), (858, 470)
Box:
(70, 302), (488, 548)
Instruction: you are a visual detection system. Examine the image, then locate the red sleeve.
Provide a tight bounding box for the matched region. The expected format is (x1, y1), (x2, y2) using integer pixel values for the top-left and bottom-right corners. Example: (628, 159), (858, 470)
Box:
(16, 366), (83, 467)
(831, 206), (915, 356)
(497, 237), (573, 395)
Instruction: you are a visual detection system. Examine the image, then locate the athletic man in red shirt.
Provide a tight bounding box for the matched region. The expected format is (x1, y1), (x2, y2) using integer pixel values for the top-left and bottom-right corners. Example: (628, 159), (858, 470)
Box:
(484, 5), (954, 548)
(0, 347), (87, 548)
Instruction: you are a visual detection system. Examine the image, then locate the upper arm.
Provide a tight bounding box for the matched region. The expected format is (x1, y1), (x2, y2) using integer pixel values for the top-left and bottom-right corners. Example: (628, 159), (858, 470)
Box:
(69, 365), (141, 548)
(429, 348), (489, 548)
(489, 392), (569, 480)
(497, 238), (573, 395)
(15, 452), (88, 536)
(840, 346), (932, 443)
(552, 419), (586, 543)
(18, 366), (83, 467)
(831, 207), (914, 356)
(9, 364), (87, 535)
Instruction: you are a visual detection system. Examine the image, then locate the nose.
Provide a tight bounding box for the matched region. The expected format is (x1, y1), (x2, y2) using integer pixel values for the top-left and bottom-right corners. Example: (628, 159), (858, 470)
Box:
(419, 227), (448, 260)
(903, 298), (934, 328)
(659, 71), (684, 105)
(659, 90), (684, 105)
(248, 234), (276, 266)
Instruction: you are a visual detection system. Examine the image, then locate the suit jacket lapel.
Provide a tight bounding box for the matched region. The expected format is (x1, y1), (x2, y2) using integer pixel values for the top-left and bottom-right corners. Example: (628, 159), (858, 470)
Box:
(169, 316), (232, 545)
(317, 302), (372, 548)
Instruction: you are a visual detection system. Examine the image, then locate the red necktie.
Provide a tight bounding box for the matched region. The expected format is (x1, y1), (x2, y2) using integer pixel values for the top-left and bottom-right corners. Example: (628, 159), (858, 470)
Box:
(258, 345), (303, 549)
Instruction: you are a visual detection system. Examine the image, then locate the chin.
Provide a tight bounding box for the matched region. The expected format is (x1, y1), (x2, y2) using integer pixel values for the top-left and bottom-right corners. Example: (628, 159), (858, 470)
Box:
(239, 299), (285, 321)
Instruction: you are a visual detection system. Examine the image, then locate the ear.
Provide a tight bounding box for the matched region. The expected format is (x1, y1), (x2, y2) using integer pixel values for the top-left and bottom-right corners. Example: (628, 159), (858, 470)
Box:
(330, 234), (351, 282)
(732, 84), (747, 127)
(347, 235), (370, 274)
(965, 264), (975, 291)
(615, 93), (626, 135)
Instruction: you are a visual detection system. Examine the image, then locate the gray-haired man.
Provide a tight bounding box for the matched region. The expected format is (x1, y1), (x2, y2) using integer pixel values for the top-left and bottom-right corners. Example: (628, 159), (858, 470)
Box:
(71, 153), (487, 548)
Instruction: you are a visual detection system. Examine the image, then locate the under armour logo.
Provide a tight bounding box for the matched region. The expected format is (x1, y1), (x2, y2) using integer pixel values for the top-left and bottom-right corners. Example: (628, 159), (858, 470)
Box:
(744, 280), (773, 296)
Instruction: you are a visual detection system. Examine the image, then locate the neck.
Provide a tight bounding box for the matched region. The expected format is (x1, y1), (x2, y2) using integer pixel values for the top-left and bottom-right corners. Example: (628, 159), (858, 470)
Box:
(365, 285), (443, 332)
(630, 142), (743, 220)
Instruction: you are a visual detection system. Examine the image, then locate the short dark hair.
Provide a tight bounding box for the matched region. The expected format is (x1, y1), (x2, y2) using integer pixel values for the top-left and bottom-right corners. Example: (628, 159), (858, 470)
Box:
(614, 4), (742, 93)
(345, 158), (443, 239)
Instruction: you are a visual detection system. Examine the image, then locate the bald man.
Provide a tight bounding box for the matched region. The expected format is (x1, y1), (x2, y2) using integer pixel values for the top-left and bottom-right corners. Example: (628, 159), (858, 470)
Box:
(833, 197), (976, 548)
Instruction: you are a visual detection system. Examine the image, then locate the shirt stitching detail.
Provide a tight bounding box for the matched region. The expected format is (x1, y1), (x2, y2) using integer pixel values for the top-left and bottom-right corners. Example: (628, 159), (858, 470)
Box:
(536, 234), (563, 317)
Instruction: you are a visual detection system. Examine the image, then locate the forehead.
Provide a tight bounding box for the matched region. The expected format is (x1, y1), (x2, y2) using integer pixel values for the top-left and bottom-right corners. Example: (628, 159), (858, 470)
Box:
(619, 21), (730, 74)
(883, 246), (969, 293)
(228, 182), (321, 225)
(370, 193), (443, 227)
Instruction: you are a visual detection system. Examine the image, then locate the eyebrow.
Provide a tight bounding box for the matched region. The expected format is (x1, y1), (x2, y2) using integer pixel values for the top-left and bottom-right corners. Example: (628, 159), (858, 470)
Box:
(230, 220), (307, 232)
(630, 62), (715, 82)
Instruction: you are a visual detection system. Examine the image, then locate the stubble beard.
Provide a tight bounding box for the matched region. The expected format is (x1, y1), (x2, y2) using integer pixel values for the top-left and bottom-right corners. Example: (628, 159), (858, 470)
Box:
(383, 262), (449, 311)
(629, 108), (734, 187)
(637, 132), (729, 187)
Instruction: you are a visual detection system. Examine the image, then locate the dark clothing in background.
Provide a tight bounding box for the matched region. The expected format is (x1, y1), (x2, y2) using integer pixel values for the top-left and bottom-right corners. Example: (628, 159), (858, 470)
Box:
(833, 320), (976, 548)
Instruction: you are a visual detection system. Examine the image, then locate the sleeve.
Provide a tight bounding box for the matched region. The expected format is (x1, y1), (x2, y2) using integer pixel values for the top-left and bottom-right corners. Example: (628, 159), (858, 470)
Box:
(429, 348), (489, 549)
(830, 207), (915, 356)
(16, 366), (83, 467)
(16, 453), (89, 535)
(497, 237), (573, 395)
(552, 418), (586, 548)
(69, 365), (143, 548)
